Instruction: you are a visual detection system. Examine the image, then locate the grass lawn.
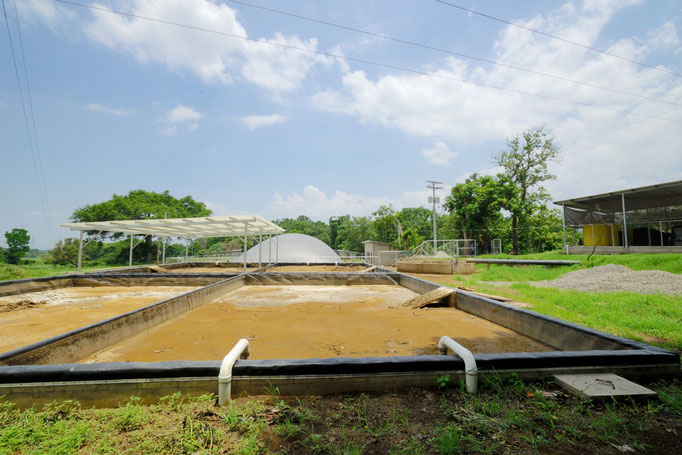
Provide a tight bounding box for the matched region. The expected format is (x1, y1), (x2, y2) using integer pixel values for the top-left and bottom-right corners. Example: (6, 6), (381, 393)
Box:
(428, 252), (682, 351)
(1, 378), (681, 454)
(0, 263), (142, 282)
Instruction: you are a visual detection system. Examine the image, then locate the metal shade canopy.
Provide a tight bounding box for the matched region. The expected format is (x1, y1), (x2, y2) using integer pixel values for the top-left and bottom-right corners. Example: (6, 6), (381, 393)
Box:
(554, 180), (682, 251)
(61, 215), (285, 238)
(60, 216), (285, 272)
(554, 180), (682, 213)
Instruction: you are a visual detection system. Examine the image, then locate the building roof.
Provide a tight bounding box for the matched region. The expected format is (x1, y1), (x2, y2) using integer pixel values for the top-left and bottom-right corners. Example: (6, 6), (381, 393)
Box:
(60, 215), (285, 238)
(554, 180), (682, 213)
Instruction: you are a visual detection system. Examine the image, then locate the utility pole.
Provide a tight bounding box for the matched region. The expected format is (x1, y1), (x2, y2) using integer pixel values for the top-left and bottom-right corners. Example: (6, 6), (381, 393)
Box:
(426, 180), (443, 255)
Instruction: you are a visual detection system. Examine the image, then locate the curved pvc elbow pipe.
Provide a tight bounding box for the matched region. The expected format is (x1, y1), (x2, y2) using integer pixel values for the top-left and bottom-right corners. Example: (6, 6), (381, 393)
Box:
(438, 336), (478, 394)
(218, 338), (250, 405)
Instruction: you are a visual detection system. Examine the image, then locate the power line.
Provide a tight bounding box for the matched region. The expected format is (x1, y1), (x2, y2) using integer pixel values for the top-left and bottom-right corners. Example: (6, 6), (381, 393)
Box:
(11, 0), (55, 242)
(1, 0), (54, 240)
(54, 0), (682, 124)
(226, 0), (681, 108)
(434, 0), (682, 79)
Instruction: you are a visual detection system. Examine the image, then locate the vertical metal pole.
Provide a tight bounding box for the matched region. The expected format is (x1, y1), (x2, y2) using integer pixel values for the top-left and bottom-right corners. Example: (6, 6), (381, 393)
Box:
(243, 223), (248, 273)
(162, 237), (166, 264)
(77, 230), (84, 272)
(129, 234), (133, 266)
(432, 194), (437, 254)
(268, 234), (272, 264)
(647, 223), (651, 247)
(611, 224), (615, 247)
(258, 234), (262, 267)
(185, 239), (189, 263)
(622, 193), (628, 249)
(276, 235), (279, 263)
(561, 204), (567, 254)
(660, 221), (664, 246)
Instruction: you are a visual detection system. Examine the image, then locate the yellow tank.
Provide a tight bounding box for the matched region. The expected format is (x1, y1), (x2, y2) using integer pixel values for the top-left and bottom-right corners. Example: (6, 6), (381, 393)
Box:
(583, 224), (618, 246)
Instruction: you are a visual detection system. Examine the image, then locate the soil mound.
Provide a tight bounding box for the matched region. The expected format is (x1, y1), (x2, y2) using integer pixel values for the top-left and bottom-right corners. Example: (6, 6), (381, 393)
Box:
(533, 264), (682, 295)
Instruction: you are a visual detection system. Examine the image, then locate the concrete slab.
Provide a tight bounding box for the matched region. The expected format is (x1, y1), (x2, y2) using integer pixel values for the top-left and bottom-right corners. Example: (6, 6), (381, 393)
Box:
(553, 373), (656, 400)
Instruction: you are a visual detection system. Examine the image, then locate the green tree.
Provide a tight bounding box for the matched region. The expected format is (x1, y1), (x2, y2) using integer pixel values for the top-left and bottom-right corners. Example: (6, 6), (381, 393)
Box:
(335, 216), (377, 252)
(274, 216), (331, 245)
(50, 238), (80, 266)
(372, 205), (401, 246)
(4, 228), (31, 264)
(444, 174), (518, 250)
(71, 190), (212, 263)
(495, 127), (560, 254)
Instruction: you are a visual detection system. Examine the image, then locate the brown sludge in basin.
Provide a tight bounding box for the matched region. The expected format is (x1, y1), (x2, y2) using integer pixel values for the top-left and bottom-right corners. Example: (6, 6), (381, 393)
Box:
(82, 285), (553, 362)
(0, 286), (197, 353)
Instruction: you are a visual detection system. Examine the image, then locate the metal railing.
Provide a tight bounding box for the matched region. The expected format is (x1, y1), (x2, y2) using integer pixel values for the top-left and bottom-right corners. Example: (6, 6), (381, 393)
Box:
(410, 239), (478, 258)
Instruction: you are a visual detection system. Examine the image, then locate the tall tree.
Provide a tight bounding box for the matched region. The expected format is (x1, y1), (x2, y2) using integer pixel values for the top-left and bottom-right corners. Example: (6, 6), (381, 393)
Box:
(372, 205), (401, 246)
(444, 174), (518, 249)
(4, 228), (31, 264)
(71, 190), (212, 262)
(335, 216), (377, 252)
(495, 127), (560, 254)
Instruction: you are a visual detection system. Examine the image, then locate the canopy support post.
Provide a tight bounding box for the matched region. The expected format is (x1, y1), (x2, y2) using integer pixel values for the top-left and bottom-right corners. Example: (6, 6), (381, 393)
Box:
(129, 234), (134, 266)
(660, 221), (664, 246)
(561, 204), (567, 254)
(258, 234), (262, 267)
(243, 223), (248, 273)
(268, 234), (272, 265)
(185, 239), (189, 263)
(622, 193), (628, 249)
(77, 230), (84, 272)
(162, 237), (166, 264)
(276, 234), (279, 263)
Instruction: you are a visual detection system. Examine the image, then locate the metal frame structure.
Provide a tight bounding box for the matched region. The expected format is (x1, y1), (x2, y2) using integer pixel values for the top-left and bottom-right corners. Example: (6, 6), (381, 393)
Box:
(61, 216), (285, 272)
(555, 180), (682, 253)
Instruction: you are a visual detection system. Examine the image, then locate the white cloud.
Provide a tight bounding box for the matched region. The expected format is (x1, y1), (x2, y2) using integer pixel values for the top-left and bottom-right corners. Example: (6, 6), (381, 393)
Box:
(420, 142), (457, 165)
(311, 0), (682, 198)
(268, 184), (453, 221)
(204, 201), (229, 216)
(80, 0), (328, 92)
(84, 103), (135, 117)
(15, 0), (76, 30)
(165, 105), (201, 123)
(160, 104), (201, 135)
(242, 113), (288, 130)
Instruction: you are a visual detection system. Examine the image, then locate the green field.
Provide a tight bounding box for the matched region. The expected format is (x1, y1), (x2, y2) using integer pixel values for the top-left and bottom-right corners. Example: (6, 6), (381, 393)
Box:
(438, 252), (682, 351)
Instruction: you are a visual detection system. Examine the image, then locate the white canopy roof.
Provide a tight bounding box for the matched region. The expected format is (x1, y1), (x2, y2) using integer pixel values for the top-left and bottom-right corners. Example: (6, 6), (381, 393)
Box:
(61, 215), (285, 238)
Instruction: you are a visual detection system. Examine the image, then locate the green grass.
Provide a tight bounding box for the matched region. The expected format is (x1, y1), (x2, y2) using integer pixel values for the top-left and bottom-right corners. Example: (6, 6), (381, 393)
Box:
(5, 378), (680, 454)
(440, 253), (682, 350)
(479, 251), (682, 274)
(0, 263), (140, 282)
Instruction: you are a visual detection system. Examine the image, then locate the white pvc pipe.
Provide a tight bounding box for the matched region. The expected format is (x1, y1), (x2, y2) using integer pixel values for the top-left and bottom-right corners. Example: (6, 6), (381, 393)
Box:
(218, 338), (250, 405)
(437, 336), (477, 394)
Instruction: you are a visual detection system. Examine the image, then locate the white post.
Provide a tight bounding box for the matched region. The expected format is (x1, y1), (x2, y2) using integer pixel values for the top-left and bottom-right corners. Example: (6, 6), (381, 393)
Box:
(162, 237), (166, 264)
(276, 234), (279, 263)
(77, 230), (84, 272)
(561, 204), (567, 254)
(660, 221), (664, 246)
(268, 234), (272, 264)
(258, 234), (262, 267)
(129, 234), (133, 266)
(185, 239), (189, 263)
(622, 193), (628, 249)
(243, 223), (248, 273)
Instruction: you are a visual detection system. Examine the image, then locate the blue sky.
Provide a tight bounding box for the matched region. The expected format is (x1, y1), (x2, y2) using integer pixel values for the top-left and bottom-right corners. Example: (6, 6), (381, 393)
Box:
(1, 0), (681, 249)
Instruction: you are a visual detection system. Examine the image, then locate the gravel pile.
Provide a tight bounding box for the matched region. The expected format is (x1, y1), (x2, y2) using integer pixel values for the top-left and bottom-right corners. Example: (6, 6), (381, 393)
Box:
(532, 264), (682, 295)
